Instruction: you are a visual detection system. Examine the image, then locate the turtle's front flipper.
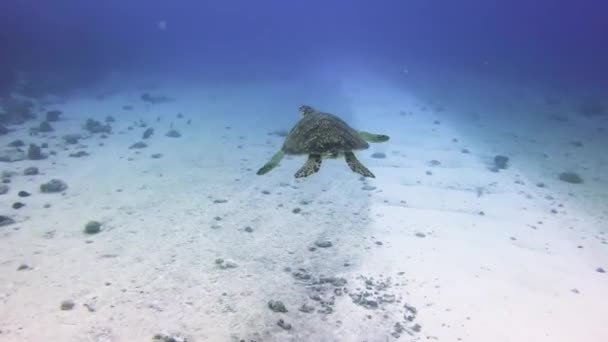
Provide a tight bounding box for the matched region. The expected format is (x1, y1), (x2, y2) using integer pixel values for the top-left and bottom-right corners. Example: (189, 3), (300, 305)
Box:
(344, 151), (375, 178)
(294, 154), (322, 178)
(358, 131), (390, 143)
(256, 150), (285, 175)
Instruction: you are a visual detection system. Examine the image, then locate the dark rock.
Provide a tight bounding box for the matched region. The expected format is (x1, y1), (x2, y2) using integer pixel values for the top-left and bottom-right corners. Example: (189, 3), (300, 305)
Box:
(69, 151), (89, 158)
(142, 127), (154, 139)
(244, 226), (253, 233)
(12, 202), (25, 209)
(40, 179), (68, 193)
(165, 129), (181, 138)
(141, 93), (171, 104)
(597, 267), (606, 273)
(428, 160), (441, 166)
(558, 172), (583, 184)
(151, 153), (163, 159)
(152, 332), (189, 342)
(493, 155), (509, 170)
(213, 199), (228, 204)
(84, 221), (101, 234)
(17, 264), (30, 271)
(38, 121), (54, 132)
(105, 116), (115, 123)
(0, 215), (15, 226)
(60, 300), (75, 310)
(18, 191), (30, 197)
(415, 232), (426, 238)
(0, 184), (8, 194)
(8, 139), (25, 147)
(292, 207), (301, 214)
(46, 110), (62, 122)
(371, 152), (386, 159)
(129, 141), (147, 149)
(268, 300), (288, 313)
(23, 166), (39, 175)
(277, 319), (292, 330)
(63, 134), (82, 144)
(314, 240), (333, 248)
(85, 119), (111, 134)
(27, 144), (45, 160)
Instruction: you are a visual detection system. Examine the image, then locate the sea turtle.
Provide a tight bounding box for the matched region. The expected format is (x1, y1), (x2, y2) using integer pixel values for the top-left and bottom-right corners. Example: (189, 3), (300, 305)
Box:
(256, 105), (390, 178)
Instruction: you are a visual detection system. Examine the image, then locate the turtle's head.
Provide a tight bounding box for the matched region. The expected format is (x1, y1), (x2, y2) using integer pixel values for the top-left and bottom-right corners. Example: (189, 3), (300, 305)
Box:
(298, 105), (315, 117)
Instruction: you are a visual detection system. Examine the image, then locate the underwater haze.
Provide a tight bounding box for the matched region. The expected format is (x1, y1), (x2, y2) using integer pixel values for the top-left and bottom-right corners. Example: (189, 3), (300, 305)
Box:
(1, 1), (608, 341)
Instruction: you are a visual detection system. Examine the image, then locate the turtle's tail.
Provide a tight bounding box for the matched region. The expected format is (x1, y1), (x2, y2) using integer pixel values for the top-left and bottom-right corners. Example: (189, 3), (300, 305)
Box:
(359, 131), (390, 143)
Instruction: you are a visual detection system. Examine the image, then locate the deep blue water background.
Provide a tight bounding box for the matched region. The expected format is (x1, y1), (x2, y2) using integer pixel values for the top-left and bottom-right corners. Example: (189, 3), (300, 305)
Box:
(1, 0), (607, 96)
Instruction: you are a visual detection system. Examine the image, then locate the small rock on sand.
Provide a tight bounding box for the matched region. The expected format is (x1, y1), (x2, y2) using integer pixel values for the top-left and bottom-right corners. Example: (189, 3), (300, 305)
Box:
(60, 300), (75, 311)
(268, 300), (288, 313)
(40, 179), (68, 193)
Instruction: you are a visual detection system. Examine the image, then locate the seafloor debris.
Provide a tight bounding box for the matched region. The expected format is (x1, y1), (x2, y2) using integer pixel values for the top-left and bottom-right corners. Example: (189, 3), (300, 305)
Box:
(40, 179), (68, 193)
(371, 152), (386, 159)
(558, 171), (583, 184)
(85, 118), (111, 134)
(165, 129), (181, 138)
(129, 141), (147, 149)
(268, 300), (288, 313)
(142, 127), (154, 139)
(493, 155), (509, 171)
(84, 221), (102, 234)
(23, 166), (39, 175)
(27, 143), (45, 160)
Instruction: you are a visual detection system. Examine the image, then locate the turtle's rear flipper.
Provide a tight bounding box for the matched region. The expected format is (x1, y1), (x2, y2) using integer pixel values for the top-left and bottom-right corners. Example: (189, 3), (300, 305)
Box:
(358, 131), (390, 143)
(295, 154), (322, 178)
(256, 150), (285, 175)
(345, 151), (375, 178)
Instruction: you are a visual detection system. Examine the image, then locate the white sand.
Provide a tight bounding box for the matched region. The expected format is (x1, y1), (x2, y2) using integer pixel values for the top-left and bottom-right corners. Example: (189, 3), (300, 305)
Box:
(0, 69), (607, 342)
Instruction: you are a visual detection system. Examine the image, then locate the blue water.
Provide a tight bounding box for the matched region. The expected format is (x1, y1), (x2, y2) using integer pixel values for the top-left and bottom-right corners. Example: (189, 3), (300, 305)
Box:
(2, 0), (607, 93)
(1, 1), (608, 341)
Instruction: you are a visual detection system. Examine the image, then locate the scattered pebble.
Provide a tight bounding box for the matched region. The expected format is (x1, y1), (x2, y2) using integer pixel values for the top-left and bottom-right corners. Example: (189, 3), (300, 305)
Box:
(371, 152), (386, 159)
(277, 319), (292, 330)
(292, 207), (301, 214)
(17, 264), (30, 271)
(493, 155), (509, 170)
(244, 226), (253, 233)
(129, 141), (148, 149)
(152, 332), (189, 342)
(60, 300), (75, 311)
(23, 166), (39, 175)
(597, 267), (606, 273)
(213, 199), (228, 204)
(362, 185), (376, 191)
(314, 240), (333, 248)
(40, 179), (68, 193)
(84, 221), (102, 234)
(151, 153), (163, 159)
(215, 258), (238, 269)
(27, 144), (45, 160)
(0, 215), (16, 226)
(415, 232), (426, 238)
(268, 300), (288, 313)
(143, 127), (154, 139)
(558, 172), (584, 184)
(166, 129), (181, 138)
(0, 184), (8, 194)
(12, 202), (25, 209)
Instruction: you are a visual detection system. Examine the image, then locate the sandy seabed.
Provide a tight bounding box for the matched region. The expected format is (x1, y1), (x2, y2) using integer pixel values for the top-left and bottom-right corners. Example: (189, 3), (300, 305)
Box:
(1, 73), (607, 342)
